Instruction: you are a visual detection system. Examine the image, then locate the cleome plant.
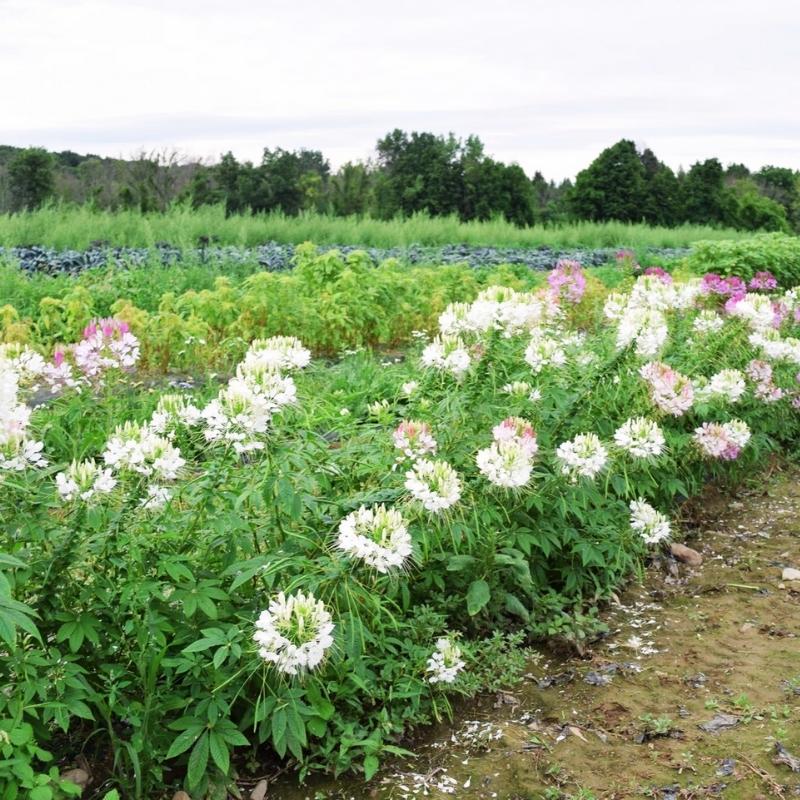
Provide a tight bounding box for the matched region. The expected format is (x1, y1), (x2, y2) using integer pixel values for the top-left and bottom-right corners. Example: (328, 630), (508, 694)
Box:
(0, 257), (799, 797)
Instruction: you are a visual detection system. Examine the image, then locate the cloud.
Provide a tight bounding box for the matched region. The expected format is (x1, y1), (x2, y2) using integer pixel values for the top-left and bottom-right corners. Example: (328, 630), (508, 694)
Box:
(2, 0), (799, 179)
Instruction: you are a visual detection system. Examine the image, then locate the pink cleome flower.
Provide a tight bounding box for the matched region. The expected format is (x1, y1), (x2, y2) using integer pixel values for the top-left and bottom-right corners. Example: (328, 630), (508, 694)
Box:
(548, 259), (587, 305)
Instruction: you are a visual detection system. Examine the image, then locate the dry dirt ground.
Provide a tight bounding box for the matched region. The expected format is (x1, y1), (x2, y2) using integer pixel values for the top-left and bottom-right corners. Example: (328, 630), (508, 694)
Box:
(273, 466), (800, 800)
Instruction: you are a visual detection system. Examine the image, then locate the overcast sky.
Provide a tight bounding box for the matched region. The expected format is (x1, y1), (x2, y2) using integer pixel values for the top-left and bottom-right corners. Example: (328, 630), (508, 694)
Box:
(2, 0), (799, 180)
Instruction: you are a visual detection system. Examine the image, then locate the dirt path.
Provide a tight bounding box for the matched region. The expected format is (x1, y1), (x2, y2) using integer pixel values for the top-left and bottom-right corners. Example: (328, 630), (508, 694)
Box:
(274, 468), (800, 800)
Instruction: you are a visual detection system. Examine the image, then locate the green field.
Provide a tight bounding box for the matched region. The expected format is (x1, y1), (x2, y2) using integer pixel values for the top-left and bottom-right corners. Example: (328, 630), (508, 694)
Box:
(0, 204), (751, 250)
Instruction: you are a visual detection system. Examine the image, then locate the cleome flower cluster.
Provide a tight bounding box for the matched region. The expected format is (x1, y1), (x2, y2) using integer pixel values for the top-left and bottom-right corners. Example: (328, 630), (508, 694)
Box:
(336, 504), (413, 573)
(0, 345), (48, 474)
(477, 416), (538, 488)
(10, 263), (800, 711)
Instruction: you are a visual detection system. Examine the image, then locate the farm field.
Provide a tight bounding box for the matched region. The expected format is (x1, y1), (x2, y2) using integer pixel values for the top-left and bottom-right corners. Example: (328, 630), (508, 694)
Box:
(2, 241), (800, 799)
(0, 206), (751, 251)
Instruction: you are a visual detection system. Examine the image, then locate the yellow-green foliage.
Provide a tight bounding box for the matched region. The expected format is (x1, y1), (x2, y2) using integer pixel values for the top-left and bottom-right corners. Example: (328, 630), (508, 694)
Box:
(36, 286), (96, 341)
(568, 273), (617, 331)
(0, 305), (31, 343)
(5, 249), (641, 371)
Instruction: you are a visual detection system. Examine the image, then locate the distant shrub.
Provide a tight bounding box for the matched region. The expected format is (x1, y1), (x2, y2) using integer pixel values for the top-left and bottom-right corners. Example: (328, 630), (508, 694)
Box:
(687, 233), (800, 285)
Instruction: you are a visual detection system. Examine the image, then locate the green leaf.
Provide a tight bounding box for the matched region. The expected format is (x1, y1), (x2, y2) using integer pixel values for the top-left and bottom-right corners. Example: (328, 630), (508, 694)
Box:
(208, 730), (230, 774)
(466, 579), (490, 616)
(166, 725), (204, 759)
(446, 554), (476, 572)
(306, 716), (327, 737)
(196, 594), (218, 619)
(29, 787), (53, 800)
(220, 728), (249, 747)
(286, 706), (307, 747)
(183, 638), (219, 654)
(313, 697), (334, 721)
(0, 553), (26, 569)
(163, 560), (194, 583)
(504, 592), (530, 620)
(187, 731), (210, 787)
(271, 708), (287, 750)
(66, 699), (94, 720)
(364, 754), (379, 781)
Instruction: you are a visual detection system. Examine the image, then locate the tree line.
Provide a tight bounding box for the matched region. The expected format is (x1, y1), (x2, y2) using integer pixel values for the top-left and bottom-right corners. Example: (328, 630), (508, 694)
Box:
(1, 135), (798, 232)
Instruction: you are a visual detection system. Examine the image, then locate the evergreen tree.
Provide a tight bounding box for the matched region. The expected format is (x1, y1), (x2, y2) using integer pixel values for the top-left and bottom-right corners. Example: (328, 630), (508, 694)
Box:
(682, 158), (727, 224)
(8, 147), (55, 210)
(570, 139), (646, 222)
(639, 149), (682, 226)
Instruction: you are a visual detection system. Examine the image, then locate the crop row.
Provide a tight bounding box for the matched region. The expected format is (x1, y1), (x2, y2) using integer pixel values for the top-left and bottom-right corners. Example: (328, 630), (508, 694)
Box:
(0, 242), (692, 277)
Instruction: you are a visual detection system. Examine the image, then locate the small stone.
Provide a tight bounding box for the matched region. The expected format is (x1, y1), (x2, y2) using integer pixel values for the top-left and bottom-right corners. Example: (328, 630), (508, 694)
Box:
(782, 567), (800, 581)
(699, 714), (739, 733)
(739, 623), (755, 633)
(173, 793), (192, 800)
(670, 543), (703, 567)
(60, 769), (89, 790)
(250, 780), (268, 800)
(584, 671), (612, 686)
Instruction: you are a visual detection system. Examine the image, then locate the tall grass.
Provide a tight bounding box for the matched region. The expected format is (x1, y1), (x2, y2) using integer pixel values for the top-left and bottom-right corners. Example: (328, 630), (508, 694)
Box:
(0, 204), (752, 250)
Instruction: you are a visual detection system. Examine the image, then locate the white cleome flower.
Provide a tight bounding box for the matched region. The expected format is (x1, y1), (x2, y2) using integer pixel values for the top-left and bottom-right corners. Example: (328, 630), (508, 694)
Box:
(524, 332), (567, 373)
(725, 419), (752, 448)
(613, 417), (665, 459)
(103, 421), (185, 480)
(629, 499), (672, 545)
(55, 459), (117, 502)
(704, 369), (746, 404)
(692, 310), (725, 335)
(426, 637), (466, 684)
(502, 380), (532, 397)
(200, 382), (273, 453)
(438, 302), (476, 336)
(729, 294), (776, 331)
(421, 335), (471, 378)
(0, 433), (48, 472)
(476, 440), (533, 488)
(555, 433), (608, 481)
(404, 459), (462, 512)
(0, 363), (47, 473)
(140, 484), (173, 511)
(149, 393), (203, 435)
(492, 416), (538, 457)
(231, 362), (298, 416)
(242, 336), (311, 372)
(253, 591), (335, 676)
(336, 505), (412, 573)
(393, 420), (437, 460)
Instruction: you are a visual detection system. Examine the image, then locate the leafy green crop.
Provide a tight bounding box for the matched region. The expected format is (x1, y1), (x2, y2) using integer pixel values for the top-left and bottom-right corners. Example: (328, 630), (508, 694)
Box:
(687, 232), (800, 284)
